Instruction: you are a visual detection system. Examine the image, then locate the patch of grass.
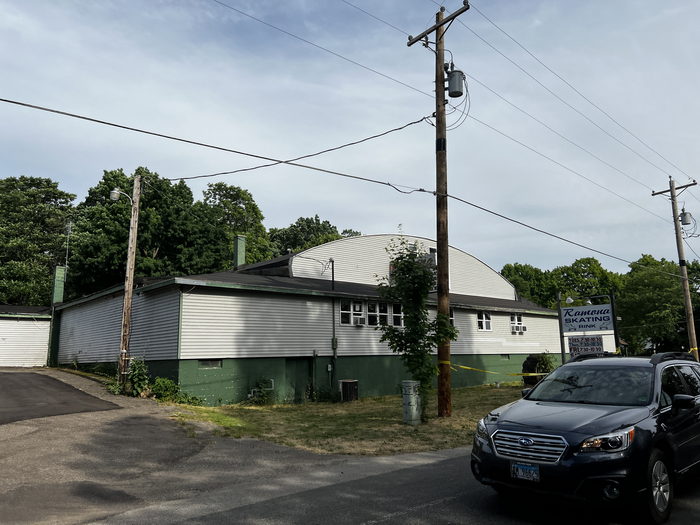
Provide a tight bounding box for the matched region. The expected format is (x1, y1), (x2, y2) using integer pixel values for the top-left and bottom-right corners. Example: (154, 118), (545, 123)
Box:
(174, 384), (522, 455)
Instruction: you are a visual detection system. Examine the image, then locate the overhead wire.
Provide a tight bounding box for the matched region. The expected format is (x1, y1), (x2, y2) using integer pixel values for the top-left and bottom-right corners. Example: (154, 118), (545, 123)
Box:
(430, 0), (679, 182)
(469, 1), (693, 182)
(166, 115), (431, 182)
(0, 96), (689, 282)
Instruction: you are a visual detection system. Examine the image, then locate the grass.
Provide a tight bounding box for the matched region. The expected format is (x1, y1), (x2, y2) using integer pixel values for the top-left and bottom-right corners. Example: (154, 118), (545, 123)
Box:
(174, 384), (523, 456)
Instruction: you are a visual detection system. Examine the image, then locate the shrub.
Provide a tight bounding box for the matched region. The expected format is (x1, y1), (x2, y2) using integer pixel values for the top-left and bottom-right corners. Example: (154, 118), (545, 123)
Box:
(151, 377), (203, 405)
(522, 353), (555, 387)
(128, 358), (150, 397)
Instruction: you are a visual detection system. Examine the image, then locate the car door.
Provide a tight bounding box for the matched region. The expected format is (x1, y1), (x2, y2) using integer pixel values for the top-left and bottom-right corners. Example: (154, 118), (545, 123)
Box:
(676, 364), (700, 468)
(657, 365), (698, 471)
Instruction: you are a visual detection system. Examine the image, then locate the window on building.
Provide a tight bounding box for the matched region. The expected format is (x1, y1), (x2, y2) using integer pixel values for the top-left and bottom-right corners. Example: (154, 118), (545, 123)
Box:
(367, 302), (390, 326)
(510, 313), (526, 333)
(340, 300), (366, 325)
(449, 307), (455, 327)
(198, 359), (222, 369)
(391, 303), (404, 326)
(477, 311), (491, 331)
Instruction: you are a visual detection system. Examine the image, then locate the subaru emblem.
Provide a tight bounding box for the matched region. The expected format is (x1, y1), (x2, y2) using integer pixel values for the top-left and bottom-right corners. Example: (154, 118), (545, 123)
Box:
(518, 437), (535, 447)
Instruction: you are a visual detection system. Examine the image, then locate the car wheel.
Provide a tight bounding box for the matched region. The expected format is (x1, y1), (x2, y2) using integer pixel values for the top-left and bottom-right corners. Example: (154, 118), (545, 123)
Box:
(641, 449), (673, 524)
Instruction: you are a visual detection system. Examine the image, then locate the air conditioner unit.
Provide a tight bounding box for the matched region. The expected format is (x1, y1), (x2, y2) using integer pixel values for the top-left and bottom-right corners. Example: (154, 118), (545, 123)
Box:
(512, 325), (521, 333)
(353, 317), (366, 326)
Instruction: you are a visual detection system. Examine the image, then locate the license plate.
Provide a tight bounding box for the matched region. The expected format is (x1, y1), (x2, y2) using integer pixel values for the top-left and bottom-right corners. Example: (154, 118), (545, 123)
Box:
(511, 462), (540, 482)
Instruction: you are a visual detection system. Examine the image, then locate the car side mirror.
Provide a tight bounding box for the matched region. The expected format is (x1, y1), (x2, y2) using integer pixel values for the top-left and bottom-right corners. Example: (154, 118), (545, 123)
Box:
(672, 394), (696, 410)
(521, 388), (532, 398)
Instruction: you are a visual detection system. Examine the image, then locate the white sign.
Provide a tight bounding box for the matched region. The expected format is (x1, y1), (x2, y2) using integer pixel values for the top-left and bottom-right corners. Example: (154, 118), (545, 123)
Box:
(568, 335), (605, 356)
(561, 304), (613, 333)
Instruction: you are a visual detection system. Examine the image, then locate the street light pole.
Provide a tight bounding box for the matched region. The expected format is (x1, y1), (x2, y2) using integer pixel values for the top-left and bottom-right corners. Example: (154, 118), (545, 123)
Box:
(113, 174), (142, 388)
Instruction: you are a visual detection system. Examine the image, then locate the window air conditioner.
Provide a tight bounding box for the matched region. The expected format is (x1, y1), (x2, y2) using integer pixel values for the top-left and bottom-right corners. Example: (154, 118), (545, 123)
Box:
(353, 317), (366, 326)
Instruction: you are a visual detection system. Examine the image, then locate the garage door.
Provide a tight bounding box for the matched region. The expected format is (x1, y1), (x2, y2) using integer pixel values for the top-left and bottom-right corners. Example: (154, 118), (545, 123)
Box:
(0, 317), (50, 367)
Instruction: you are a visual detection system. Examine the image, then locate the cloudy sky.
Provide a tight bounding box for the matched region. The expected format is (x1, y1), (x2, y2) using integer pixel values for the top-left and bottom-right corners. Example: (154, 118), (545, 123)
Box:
(2, 0), (698, 275)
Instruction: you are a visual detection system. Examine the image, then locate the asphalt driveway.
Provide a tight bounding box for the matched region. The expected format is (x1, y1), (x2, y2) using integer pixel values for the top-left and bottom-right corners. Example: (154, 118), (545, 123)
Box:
(0, 370), (118, 425)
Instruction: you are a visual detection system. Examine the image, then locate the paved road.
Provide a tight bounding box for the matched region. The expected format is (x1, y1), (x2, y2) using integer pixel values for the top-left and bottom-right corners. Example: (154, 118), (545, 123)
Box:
(0, 369), (698, 524)
(0, 370), (118, 424)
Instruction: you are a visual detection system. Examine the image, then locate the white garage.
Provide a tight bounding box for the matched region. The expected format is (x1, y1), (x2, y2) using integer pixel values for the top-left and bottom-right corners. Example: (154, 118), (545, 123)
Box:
(0, 306), (51, 367)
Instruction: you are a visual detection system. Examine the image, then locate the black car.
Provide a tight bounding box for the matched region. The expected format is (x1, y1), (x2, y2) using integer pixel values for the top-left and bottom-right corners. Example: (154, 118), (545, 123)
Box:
(470, 352), (700, 524)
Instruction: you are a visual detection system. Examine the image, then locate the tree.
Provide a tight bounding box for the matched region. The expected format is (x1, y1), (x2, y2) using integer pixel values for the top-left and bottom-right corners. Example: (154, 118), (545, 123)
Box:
(377, 238), (457, 421)
(0, 176), (75, 305)
(616, 255), (687, 354)
(67, 169), (234, 298)
(202, 182), (274, 263)
(500, 263), (555, 308)
(269, 215), (360, 256)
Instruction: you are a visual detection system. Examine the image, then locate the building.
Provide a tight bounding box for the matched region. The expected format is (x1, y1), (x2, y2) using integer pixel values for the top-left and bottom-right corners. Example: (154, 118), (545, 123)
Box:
(0, 305), (51, 367)
(54, 234), (560, 404)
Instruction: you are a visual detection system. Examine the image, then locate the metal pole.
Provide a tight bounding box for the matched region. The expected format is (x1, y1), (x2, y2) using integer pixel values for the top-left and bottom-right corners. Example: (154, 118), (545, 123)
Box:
(669, 179), (699, 361)
(557, 292), (566, 365)
(434, 8), (452, 417)
(118, 173), (142, 388)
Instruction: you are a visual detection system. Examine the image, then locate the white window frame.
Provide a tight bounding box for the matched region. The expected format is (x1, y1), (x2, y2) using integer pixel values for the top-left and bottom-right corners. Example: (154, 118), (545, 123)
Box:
(510, 313), (525, 333)
(477, 311), (491, 331)
(340, 300), (366, 325)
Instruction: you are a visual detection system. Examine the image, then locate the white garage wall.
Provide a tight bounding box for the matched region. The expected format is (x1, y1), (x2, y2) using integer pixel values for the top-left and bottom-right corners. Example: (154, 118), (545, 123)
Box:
(0, 317), (50, 367)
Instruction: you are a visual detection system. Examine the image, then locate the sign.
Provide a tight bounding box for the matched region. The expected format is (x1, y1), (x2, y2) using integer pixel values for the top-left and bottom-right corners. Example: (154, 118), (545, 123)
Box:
(568, 335), (605, 356)
(561, 304), (613, 333)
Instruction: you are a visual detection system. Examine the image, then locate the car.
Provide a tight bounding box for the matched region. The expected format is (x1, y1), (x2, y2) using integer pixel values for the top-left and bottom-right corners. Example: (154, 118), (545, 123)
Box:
(470, 352), (700, 524)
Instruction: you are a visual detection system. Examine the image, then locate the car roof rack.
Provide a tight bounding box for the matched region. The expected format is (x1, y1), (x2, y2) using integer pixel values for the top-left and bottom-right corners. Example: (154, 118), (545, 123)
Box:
(567, 353), (620, 363)
(649, 352), (697, 365)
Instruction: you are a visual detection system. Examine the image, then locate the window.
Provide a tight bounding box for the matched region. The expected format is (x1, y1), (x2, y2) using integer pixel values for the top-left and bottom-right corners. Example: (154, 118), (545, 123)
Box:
(340, 300), (365, 325)
(678, 365), (700, 396)
(477, 312), (491, 331)
(660, 366), (687, 408)
(392, 303), (403, 326)
(367, 302), (389, 326)
(510, 313), (525, 333)
(198, 359), (222, 369)
(449, 307), (454, 327)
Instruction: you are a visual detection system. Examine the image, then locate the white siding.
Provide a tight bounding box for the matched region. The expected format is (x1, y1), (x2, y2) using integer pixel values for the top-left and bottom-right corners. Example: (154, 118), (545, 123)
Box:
(451, 310), (561, 356)
(290, 234), (515, 300)
(0, 317), (50, 367)
(180, 290), (333, 359)
(58, 288), (180, 364)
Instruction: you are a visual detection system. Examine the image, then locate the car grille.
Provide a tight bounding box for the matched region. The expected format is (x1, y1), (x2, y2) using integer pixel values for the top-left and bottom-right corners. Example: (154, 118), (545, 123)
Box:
(492, 430), (568, 463)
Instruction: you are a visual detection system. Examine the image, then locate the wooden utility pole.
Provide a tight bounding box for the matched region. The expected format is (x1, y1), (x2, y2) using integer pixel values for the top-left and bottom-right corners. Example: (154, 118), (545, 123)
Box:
(118, 173), (142, 388)
(408, 1), (470, 417)
(652, 177), (699, 361)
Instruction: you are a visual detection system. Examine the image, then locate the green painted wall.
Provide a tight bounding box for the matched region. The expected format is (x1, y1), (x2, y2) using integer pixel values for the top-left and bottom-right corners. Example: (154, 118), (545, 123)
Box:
(172, 352), (559, 406)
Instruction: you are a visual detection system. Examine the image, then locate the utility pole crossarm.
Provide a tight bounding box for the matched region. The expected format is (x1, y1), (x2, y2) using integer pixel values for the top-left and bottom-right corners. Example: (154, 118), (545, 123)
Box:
(407, 2), (470, 47)
(651, 179), (697, 196)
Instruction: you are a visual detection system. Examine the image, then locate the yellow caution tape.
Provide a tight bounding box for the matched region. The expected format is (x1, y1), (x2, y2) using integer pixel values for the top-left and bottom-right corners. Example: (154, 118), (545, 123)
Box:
(438, 360), (548, 377)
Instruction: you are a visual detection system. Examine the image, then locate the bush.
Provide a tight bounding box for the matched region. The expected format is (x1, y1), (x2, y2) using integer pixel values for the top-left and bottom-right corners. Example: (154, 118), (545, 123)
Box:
(522, 353), (555, 387)
(128, 358), (150, 397)
(150, 377), (203, 405)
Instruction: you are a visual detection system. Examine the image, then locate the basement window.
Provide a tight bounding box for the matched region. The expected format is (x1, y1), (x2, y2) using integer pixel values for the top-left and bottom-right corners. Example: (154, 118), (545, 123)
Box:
(198, 359), (222, 369)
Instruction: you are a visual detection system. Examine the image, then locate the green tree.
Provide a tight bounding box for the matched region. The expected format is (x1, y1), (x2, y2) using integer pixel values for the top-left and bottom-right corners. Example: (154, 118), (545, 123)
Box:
(550, 257), (624, 304)
(202, 182), (274, 263)
(67, 168), (233, 298)
(269, 215), (360, 256)
(0, 176), (75, 305)
(616, 255), (687, 354)
(500, 263), (555, 308)
(377, 238), (457, 421)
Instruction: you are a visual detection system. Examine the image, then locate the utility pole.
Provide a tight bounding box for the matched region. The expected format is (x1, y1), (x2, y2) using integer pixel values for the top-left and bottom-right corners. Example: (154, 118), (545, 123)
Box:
(652, 177), (699, 361)
(408, 1), (470, 417)
(117, 174), (142, 388)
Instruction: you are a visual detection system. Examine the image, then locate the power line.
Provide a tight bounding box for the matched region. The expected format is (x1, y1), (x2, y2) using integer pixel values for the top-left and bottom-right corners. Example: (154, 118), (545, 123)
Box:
(467, 114), (670, 224)
(1, 97), (685, 281)
(335, 1), (665, 218)
(470, 1), (693, 182)
(0, 97), (429, 196)
(167, 115), (430, 182)
(432, 0), (679, 182)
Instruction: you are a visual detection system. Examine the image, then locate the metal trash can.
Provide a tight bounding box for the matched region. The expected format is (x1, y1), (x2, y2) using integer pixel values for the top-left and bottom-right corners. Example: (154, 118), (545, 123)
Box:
(339, 379), (359, 401)
(402, 380), (421, 425)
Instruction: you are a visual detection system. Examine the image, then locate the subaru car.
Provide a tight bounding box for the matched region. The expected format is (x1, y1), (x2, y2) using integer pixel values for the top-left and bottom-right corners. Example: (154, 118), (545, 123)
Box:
(470, 352), (700, 524)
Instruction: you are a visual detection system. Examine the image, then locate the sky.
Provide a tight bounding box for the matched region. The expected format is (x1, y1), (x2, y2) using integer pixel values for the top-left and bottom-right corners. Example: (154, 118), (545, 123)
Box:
(2, 0), (698, 276)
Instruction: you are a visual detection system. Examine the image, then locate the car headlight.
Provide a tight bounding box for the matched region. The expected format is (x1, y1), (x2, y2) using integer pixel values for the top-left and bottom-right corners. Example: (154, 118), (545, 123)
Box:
(475, 418), (489, 440)
(580, 427), (635, 453)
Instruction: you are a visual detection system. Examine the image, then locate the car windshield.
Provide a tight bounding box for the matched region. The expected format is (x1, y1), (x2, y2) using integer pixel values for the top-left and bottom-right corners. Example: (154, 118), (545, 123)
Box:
(527, 365), (653, 406)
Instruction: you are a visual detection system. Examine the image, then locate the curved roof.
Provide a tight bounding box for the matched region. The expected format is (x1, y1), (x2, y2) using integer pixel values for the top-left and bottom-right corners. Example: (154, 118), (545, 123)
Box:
(290, 234), (516, 300)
